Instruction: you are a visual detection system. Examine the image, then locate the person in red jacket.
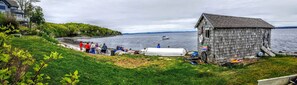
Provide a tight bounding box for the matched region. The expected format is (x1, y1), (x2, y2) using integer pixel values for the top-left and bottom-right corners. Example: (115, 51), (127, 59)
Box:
(85, 42), (90, 53)
(79, 41), (83, 51)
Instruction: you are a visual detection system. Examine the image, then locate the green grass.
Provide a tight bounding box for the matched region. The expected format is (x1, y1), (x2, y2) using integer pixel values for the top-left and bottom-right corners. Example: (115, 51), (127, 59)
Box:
(11, 36), (297, 85)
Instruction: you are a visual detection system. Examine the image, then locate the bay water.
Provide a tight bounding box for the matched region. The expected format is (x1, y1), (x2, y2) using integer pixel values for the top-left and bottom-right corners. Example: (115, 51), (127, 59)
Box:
(78, 29), (297, 52)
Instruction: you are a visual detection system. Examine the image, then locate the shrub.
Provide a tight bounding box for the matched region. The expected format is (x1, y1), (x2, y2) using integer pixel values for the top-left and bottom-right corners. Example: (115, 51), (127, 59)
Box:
(0, 33), (78, 84)
(0, 14), (19, 34)
(19, 26), (30, 35)
(0, 32), (10, 47)
(60, 70), (80, 85)
(41, 33), (59, 44)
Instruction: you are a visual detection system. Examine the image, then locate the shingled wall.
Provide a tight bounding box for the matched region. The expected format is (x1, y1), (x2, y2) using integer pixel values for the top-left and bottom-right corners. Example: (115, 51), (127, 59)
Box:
(208, 28), (271, 64)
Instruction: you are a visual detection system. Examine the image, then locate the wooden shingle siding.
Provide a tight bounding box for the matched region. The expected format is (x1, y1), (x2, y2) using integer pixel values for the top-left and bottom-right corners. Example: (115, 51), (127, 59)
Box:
(211, 28), (271, 63)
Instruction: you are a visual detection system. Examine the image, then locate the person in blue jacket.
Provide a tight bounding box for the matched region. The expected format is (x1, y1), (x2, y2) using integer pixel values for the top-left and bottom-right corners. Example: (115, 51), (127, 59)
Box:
(90, 42), (96, 54)
(157, 43), (161, 48)
(101, 43), (108, 53)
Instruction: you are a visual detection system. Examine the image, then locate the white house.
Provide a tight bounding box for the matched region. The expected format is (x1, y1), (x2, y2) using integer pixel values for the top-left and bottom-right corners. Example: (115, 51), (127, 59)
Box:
(0, 0), (27, 22)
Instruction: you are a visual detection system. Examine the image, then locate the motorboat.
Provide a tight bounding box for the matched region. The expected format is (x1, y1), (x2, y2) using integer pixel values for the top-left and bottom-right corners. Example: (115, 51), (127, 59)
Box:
(162, 36), (170, 40)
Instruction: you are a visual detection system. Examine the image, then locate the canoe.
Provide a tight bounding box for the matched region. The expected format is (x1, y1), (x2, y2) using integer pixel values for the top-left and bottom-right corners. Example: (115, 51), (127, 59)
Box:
(144, 48), (187, 56)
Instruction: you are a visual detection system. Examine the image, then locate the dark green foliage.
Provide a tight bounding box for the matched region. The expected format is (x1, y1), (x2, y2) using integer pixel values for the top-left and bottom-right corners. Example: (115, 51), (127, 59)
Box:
(42, 22), (121, 37)
(30, 6), (45, 25)
(0, 13), (5, 24)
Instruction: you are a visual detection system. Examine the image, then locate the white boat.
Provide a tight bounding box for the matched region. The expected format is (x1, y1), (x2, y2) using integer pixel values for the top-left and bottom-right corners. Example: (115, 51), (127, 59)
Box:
(162, 36), (170, 40)
(144, 48), (187, 56)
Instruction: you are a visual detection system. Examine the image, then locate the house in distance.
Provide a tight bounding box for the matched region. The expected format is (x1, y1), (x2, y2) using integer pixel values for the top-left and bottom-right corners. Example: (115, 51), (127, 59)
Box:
(195, 13), (274, 64)
(0, 0), (27, 22)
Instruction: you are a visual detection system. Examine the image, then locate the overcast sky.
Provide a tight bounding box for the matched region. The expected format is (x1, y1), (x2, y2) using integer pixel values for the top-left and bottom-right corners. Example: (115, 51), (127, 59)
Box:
(37, 0), (297, 33)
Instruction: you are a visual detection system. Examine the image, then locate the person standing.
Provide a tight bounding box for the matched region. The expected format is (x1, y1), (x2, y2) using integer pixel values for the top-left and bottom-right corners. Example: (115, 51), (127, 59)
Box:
(101, 43), (108, 53)
(79, 41), (83, 51)
(85, 42), (90, 53)
(157, 43), (161, 48)
(90, 42), (96, 54)
(95, 43), (101, 54)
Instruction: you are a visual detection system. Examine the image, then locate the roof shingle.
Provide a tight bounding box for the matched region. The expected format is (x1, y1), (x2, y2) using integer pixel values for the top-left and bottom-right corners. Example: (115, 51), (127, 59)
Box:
(5, 0), (19, 8)
(199, 13), (274, 28)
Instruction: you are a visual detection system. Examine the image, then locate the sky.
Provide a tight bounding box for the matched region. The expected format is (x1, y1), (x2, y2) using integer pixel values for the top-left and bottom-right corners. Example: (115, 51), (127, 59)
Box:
(37, 0), (297, 33)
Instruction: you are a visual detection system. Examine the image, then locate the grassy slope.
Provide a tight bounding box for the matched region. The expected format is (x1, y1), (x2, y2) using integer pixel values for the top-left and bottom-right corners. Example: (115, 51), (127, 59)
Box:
(11, 36), (297, 85)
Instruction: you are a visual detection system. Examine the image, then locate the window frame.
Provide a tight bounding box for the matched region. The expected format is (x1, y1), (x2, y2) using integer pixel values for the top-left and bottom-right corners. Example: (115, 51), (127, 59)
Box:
(205, 29), (210, 38)
(0, 5), (6, 10)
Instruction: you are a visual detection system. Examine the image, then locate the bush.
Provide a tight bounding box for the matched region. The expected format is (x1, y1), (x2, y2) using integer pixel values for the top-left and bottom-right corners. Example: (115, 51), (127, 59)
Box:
(60, 70), (80, 85)
(41, 33), (59, 44)
(19, 26), (42, 35)
(19, 26), (30, 34)
(0, 13), (19, 34)
(0, 32), (10, 48)
(0, 33), (79, 84)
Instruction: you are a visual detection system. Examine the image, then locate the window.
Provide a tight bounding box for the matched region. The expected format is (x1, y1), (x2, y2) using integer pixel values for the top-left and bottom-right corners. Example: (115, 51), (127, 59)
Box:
(0, 5), (5, 10)
(11, 7), (16, 9)
(199, 26), (204, 34)
(205, 30), (210, 38)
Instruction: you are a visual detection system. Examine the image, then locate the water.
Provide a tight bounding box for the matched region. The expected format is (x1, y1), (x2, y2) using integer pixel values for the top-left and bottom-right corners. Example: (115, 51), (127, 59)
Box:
(271, 29), (297, 52)
(78, 32), (197, 51)
(78, 29), (297, 52)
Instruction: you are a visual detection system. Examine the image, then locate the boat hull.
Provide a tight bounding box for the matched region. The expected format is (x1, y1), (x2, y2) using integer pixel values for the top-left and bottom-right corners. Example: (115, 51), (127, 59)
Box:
(144, 48), (187, 56)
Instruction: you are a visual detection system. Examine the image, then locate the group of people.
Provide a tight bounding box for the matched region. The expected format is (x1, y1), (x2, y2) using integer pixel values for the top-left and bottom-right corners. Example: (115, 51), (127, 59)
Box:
(80, 42), (169, 54)
(79, 41), (108, 54)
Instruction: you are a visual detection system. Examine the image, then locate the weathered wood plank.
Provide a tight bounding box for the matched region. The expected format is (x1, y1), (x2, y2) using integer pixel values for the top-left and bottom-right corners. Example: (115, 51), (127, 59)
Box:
(261, 46), (276, 57)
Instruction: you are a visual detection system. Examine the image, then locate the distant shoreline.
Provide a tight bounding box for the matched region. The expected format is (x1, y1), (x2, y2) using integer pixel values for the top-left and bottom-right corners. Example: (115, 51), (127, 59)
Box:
(123, 31), (196, 35)
(123, 28), (297, 35)
(275, 27), (297, 29)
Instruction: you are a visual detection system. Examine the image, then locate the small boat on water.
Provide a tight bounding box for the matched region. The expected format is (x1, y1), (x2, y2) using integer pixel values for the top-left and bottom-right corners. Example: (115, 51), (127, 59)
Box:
(162, 36), (170, 40)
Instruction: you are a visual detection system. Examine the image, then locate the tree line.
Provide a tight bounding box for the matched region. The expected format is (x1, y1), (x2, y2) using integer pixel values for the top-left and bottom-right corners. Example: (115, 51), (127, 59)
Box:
(1, 0), (122, 37)
(40, 22), (122, 37)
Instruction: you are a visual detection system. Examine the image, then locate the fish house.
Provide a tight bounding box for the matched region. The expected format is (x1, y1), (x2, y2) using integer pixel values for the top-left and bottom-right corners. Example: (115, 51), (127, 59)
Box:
(195, 13), (274, 64)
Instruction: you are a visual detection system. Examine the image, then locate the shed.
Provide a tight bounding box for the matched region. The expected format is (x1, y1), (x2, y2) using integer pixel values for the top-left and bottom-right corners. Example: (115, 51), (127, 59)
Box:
(195, 13), (274, 64)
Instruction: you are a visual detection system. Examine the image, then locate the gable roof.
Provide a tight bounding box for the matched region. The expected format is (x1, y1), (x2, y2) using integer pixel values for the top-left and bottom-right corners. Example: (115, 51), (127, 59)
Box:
(195, 13), (274, 28)
(3, 0), (19, 8)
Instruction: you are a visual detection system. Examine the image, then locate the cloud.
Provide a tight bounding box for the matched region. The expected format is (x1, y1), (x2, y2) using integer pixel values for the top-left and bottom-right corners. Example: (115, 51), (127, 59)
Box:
(37, 0), (297, 33)
(121, 24), (186, 33)
(161, 18), (197, 23)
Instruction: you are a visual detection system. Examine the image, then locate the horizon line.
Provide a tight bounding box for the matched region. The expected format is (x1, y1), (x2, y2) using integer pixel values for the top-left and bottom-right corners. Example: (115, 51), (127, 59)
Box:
(122, 31), (197, 34)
